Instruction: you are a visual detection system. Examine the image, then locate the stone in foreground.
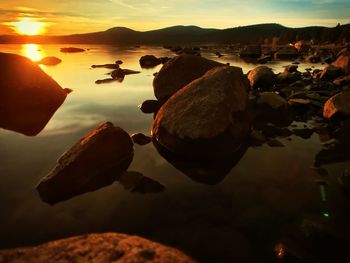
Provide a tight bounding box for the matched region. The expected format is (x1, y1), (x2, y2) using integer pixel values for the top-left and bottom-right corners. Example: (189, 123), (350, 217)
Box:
(36, 122), (134, 205)
(153, 55), (223, 101)
(247, 66), (275, 90)
(323, 92), (350, 119)
(152, 66), (249, 159)
(0, 52), (67, 136)
(0, 233), (196, 263)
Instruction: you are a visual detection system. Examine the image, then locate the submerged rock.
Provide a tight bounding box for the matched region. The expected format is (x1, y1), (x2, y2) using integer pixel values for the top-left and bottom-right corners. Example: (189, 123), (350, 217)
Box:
(91, 63), (119, 69)
(0, 52), (67, 136)
(247, 66), (275, 90)
(111, 68), (126, 80)
(323, 92), (350, 119)
(152, 66), (249, 159)
(37, 56), (62, 66)
(60, 47), (85, 53)
(0, 233), (196, 263)
(36, 122), (134, 205)
(139, 55), (161, 68)
(153, 55), (223, 101)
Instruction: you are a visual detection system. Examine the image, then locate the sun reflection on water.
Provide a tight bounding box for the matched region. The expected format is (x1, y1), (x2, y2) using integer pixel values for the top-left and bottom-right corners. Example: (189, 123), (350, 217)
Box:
(21, 44), (44, 61)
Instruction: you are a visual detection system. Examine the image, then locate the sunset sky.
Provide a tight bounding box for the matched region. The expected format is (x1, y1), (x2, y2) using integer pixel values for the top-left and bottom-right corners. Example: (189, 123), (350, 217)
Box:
(0, 0), (350, 35)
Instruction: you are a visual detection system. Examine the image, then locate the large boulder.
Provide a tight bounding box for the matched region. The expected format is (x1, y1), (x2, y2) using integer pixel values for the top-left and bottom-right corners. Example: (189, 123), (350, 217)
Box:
(239, 45), (262, 58)
(153, 55), (223, 101)
(0, 52), (67, 136)
(275, 46), (299, 60)
(332, 47), (350, 73)
(36, 122), (134, 205)
(323, 92), (350, 119)
(152, 66), (249, 159)
(139, 55), (161, 68)
(247, 66), (275, 90)
(0, 233), (196, 263)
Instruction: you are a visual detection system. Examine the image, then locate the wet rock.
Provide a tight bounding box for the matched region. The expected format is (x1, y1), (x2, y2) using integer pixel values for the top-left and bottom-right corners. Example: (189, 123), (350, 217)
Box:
(319, 65), (344, 81)
(159, 57), (171, 64)
(139, 55), (161, 68)
(239, 45), (262, 58)
(323, 92), (350, 119)
(111, 68), (126, 80)
(153, 66), (248, 159)
(36, 122), (134, 205)
(0, 52), (67, 136)
(292, 128), (314, 139)
(122, 69), (141, 75)
(305, 55), (321, 63)
(333, 75), (350, 86)
(0, 233), (196, 263)
(119, 171), (164, 193)
(267, 139), (285, 147)
(60, 47), (85, 53)
(153, 55), (223, 101)
(284, 65), (299, 73)
(37, 56), (62, 66)
(276, 71), (302, 86)
(91, 63), (119, 69)
(138, 100), (162, 114)
(247, 66), (275, 90)
(332, 47), (350, 73)
(131, 133), (152, 145)
(275, 46), (299, 60)
(95, 78), (116, 84)
(257, 55), (272, 64)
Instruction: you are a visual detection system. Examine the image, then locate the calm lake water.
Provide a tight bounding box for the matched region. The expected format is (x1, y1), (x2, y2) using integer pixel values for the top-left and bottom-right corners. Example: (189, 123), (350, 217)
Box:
(0, 44), (349, 262)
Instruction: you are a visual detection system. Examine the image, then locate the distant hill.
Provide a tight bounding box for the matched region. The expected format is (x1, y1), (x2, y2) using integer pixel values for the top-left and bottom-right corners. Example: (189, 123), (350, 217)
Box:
(1, 23), (349, 45)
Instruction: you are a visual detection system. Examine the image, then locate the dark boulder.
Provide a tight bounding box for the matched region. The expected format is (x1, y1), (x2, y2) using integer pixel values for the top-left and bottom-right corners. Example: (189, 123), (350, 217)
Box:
(323, 92), (350, 119)
(247, 66), (275, 90)
(239, 45), (262, 58)
(131, 133), (152, 145)
(0, 233), (196, 263)
(153, 55), (223, 101)
(139, 55), (161, 68)
(0, 52), (67, 136)
(138, 100), (162, 114)
(319, 65), (344, 81)
(36, 122), (134, 205)
(92, 64), (119, 69)
(37, 56), (62, 66)
(111, 68), (126, 80)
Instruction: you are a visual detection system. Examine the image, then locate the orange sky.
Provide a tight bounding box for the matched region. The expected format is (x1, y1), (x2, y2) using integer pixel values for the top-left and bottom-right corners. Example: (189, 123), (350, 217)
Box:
(1, 0), (350, 35)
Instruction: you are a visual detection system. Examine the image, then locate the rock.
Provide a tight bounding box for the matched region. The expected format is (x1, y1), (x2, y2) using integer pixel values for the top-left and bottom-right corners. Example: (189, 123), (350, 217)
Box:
(60, 47), (85, 53)
(139, 55), (161, 68)
(333, 75), (350, 86)
(159, 56), (171, 64)
(267, 139), (285, 147)
(258, 55), (272, 64)
(332, 47), (350, 73)
(284, 65), (298, 73)
(92, 64), (119, 69)
(111, 68), (126, 80)
(176, 48), (200, 56)
(37, 56), (62, 66)
(315, 146), (350, 166)
(276, 71), (302, 86)
(323, 92), (350, 119)
(138, 100), (162, 114)
(257, 92), (288, 110)
(152, 66), (248, 159)
(0, 52), (67, 136)
(294, 41), (310, 53)
(95, 78), (116, 84)
(36, 122), (134, 205)
(153, 55), (223, 101)
(131, 133), (152, 145)
(319, 65), (344, 81)
(275, 46), (299, 60)
(247, 66), (275, 90)
(0, 233), (196, 263)
(122, 69), (141, 75)
(214, 51), (223, 57)
(239, 45), (262, 58)
(324, 56), (334, 64)
(115, 60), (123, 65)
(292, 128), (314, 139)
(305, 55), (321, 63)
(119, 171), (164, 193)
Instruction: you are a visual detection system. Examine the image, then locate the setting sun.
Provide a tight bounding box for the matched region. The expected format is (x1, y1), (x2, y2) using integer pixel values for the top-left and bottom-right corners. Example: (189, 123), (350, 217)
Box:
(11, 17), (46, 35)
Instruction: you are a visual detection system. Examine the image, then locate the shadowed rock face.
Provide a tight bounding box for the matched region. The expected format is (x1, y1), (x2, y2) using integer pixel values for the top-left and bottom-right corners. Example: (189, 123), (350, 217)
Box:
(333, 47), (350, 73)
(152, 66), (249, 159)
(36, 122), (134, 205)
(0, 233), (197, 263)
(0, 52), (67, 136)
(153, 55), (223, 101)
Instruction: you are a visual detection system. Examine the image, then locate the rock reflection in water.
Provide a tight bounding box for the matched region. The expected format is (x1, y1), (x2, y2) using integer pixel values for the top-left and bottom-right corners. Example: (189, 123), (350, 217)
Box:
(153, 137), (248, 185)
